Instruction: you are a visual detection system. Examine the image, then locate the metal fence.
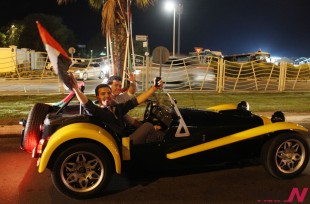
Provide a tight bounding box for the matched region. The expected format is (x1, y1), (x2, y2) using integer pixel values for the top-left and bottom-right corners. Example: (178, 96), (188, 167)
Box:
(137, 56), (310, 92)
(0, 49), (310, 94)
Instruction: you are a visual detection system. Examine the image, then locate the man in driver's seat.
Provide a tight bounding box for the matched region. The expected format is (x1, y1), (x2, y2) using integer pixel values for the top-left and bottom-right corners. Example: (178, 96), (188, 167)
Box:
(68, 72), (164, 144)
(107, 74), (142, 128)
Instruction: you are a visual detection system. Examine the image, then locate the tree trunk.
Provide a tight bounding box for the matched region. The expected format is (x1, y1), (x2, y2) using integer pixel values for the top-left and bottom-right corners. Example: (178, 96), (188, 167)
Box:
(111, 10), (128, 76)
(112, 2), (128, 76)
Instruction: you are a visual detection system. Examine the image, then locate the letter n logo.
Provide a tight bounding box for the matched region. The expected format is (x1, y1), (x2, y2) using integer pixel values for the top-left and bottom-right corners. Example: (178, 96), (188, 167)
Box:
(285, 187), (308, 203)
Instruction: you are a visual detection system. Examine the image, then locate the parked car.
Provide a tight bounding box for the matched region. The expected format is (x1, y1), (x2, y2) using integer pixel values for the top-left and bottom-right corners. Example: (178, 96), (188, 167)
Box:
(20, 87), (310, 199)
(68, 61), (108, 81)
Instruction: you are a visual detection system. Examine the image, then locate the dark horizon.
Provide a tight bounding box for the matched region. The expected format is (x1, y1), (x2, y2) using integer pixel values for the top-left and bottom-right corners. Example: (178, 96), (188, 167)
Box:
(1, 0), (310, 58)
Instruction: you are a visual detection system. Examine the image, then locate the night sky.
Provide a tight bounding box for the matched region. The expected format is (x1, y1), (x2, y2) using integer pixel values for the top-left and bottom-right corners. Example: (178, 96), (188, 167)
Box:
(1, 0), (310, 57)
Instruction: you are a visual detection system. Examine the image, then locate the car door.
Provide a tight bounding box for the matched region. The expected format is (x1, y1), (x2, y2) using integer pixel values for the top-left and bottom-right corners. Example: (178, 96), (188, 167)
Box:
(88, 63), (101, 79)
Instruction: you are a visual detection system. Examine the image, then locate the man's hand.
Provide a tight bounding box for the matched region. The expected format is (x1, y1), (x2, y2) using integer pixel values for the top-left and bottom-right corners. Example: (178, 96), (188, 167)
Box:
(154, 125), (162, 131)
(153, 77), (163, 90)
(68, 72), (88, 104)
(127, 72), (137, 95)
(68, 72), (79, 91)
(128, 73), (136, 83)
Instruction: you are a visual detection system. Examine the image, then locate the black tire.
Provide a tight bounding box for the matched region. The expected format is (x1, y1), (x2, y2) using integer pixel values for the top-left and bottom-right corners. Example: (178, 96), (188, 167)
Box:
(21, 103), (50, 153)
(261, 132), (309, 179)
(51, 143), (113, 199)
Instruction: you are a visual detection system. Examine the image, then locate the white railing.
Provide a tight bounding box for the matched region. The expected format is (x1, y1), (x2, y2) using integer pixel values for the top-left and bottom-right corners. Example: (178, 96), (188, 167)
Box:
(1, 50), (310, 93)
(135, 56), (310, 92)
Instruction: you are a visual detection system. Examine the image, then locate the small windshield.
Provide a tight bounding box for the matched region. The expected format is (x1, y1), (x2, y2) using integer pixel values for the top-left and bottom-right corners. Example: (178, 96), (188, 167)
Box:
(152, 91), (174, 107)
(151, 90), (190, 137)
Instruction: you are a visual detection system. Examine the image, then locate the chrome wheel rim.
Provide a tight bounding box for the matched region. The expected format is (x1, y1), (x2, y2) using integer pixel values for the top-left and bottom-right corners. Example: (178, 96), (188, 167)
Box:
(275, 139), (305, 174)
(60, 151), (104, 193)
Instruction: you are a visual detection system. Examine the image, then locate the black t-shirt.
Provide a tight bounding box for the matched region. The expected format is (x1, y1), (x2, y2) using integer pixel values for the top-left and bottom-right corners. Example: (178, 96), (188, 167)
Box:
(82, 97), (139, 136)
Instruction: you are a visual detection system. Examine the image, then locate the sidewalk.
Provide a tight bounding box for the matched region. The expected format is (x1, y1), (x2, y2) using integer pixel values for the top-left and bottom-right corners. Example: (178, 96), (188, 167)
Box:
(1, 113), (310, 136)
(0, 125), (22, 135)
(0, 118), (22, 135)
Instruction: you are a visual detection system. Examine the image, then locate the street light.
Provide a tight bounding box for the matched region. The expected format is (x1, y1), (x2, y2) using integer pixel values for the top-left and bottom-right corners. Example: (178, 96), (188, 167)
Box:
(165, 1), (176, 58)
(165, 1), (182, 58)
(176, 4), (183, 56)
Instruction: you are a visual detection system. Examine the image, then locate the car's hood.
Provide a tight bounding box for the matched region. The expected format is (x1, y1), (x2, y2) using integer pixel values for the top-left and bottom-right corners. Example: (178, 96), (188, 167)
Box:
(153, 91), (265, 138)
(154, 91), (264, 127)
(179, 108), (264, 127)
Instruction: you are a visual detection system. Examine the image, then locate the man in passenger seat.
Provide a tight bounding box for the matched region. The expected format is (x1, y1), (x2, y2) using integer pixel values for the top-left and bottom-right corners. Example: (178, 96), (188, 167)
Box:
(107, 74), (142, 128)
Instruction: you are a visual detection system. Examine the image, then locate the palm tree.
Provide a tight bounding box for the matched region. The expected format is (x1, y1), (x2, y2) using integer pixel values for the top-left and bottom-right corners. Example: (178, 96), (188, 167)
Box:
(57, 0), (156, 77)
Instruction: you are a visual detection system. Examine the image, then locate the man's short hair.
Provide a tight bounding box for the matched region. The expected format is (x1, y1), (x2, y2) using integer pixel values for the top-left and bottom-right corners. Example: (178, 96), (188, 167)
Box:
(107, 75), (122, 85)
(95, 84), (111, 96)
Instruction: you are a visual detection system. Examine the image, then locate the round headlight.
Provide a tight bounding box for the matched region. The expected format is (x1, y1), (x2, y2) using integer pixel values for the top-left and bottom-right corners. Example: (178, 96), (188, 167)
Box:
(271, 111), (285, 123)
(237, 101), (250, 111)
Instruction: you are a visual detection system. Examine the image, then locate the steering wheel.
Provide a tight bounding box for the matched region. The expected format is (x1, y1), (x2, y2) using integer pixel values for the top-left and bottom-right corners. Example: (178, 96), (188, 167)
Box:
(144, 100), (154, 121)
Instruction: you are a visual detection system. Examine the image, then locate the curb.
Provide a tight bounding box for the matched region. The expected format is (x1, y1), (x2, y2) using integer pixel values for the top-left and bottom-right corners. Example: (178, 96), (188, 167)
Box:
(0, 125), (22, 135)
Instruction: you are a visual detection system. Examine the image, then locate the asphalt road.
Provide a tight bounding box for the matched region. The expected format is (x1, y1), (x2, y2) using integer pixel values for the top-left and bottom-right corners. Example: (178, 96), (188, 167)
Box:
(0, 78), (103, 94)
(0, 123), (310, 204)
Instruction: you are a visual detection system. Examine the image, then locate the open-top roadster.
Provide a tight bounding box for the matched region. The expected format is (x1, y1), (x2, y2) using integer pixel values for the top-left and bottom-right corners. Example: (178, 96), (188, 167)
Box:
(20, 87), (309, 199)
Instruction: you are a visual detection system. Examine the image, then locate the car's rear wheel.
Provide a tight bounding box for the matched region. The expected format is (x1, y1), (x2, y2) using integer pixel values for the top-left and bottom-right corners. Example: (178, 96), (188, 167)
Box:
(261, 133), (309, 179)
(51, 143), (113, 199)
(21, 103), (51, 153)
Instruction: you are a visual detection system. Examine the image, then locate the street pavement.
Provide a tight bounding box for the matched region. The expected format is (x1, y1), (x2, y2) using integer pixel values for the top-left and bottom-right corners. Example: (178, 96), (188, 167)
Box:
(0, 125), (22, 135)
(0, 113), (309, 203)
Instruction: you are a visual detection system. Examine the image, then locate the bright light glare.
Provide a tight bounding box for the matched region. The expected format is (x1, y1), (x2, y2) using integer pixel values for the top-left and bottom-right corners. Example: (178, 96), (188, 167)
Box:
(134, 70), (141, 75)
(165, 1), (175, 11)
(103, 65), (109, 73)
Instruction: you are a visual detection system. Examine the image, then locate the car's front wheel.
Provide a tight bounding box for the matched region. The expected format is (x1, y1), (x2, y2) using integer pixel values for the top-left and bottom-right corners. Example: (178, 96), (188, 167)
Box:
(261, 133), (309, 179)
(51, 143), (113, 199)
(99, 71), (104, 79)
(82, 73), (88, 81)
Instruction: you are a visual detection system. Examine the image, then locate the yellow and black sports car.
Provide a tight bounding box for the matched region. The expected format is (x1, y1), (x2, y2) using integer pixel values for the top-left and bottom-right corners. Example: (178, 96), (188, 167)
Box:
(20, 89), (309, 199)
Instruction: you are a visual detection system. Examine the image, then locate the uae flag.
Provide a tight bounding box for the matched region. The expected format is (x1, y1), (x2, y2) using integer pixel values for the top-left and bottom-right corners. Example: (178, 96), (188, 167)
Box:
(36, 21), (73, 90)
